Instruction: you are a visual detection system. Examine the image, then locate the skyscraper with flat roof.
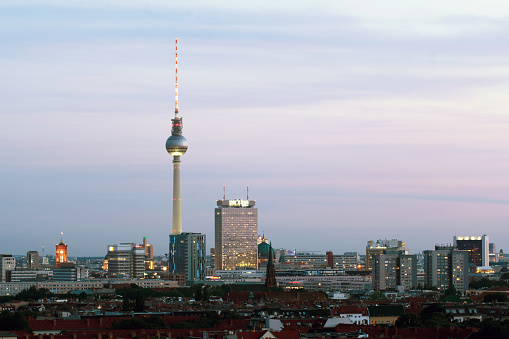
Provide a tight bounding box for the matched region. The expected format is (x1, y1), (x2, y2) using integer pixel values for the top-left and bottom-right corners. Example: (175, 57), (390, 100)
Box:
(169, 232), (206, 284)
(423, 245), (469, 293)
(453, 235), (489, 267)
(215, 199), (258, 270)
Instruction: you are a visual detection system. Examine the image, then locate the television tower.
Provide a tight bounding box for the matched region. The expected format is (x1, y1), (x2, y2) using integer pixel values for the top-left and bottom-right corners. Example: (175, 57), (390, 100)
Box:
(166, 38), (188, 235)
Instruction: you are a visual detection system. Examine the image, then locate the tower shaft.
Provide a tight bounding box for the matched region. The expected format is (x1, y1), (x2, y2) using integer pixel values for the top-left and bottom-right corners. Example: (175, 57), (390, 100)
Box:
(172, 156), (182, 234)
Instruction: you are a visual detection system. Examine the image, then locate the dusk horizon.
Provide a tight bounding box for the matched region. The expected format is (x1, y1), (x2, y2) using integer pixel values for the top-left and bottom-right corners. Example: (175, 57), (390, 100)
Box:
(2, 1), (509, 257)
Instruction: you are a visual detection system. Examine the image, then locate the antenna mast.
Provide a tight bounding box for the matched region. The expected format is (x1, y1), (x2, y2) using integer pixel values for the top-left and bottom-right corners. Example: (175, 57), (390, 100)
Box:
(175, 38), (179, 116)
(223, 185), (226, 200)
(247, 185), (249, 200)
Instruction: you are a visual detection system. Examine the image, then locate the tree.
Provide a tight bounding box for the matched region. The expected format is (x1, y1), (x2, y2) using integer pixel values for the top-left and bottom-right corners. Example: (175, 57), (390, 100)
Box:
(484, 293), (508, 303)
(501, 272), (509, 280)
(0, 310), (31, 332)
(420, 304), (451, 328)
(368, 291), (387, 300)
(395, 313), (422, 328)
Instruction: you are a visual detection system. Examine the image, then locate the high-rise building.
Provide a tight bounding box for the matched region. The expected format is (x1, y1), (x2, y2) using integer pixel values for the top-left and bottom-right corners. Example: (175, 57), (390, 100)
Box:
(104, 243), (145, 278)
(165, 40), (206, 285)
(27, 251), (39, 269)
(372, 253), (417, 291)
(169, 232), (206, 284)
(423, 245), (469, 294)
(453, 235), (489, 267)
(141, 236), (154, 270)
(215, 199), (258, 270)
(55, 234), (68, 268)
(366, 239), (407, 271)
(0, 255), (16, 282)
(53, 262), (87, 281)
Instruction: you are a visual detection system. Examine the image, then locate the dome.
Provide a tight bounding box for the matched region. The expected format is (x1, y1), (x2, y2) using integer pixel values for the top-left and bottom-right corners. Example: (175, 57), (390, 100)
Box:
(166, 135), (188, 156)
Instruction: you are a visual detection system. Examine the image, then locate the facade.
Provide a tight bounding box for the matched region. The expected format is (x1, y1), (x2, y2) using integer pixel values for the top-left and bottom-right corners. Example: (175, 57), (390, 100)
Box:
(7, 269), (52, 282)
(55, 236), (68, 268)
(366, 239), (407, 271)
(280, 252), (361, 270)
(372, 253), (417, 291)
(453, 235), (489, 267)
(27, 251), (39, 269)
(104, 243), (145, 278)
(215, 199), (258, 270)
(169, 232), (206, 284)
(423, 245), (469, 293)
(53, 263), (87, 281)
(0, 255), (16, 282)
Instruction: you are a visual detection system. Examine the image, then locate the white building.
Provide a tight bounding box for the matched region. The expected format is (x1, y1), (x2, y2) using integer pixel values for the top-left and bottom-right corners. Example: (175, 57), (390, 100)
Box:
(0, 255), (16, 282)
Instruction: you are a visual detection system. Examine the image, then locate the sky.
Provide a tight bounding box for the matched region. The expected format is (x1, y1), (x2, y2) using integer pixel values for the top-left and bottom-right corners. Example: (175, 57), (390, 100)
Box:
(1, 1), (509, 257)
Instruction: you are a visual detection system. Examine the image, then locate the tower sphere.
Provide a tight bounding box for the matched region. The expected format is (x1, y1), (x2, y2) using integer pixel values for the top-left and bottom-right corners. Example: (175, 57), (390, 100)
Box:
(166, 135), (188, 156)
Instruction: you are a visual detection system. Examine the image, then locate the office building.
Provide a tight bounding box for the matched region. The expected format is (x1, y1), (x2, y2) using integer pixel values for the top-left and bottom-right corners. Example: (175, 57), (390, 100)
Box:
(7, 269), (52, 282)
(280, 251), (360, 270)
(141, 236), (154, 270)
(215, 199), (258, 270)
(55, 235), (68, 268)
(423, 245), (469, 294)
(53, 263), (86, 281)
(104, 243), (145, 278)
(489, 243), (500, 263)
(453, 235), (489, 267)
(169, 232), (206, 284)
(0, 255), (16, 282)
(366, 239), (407, 271)
(372, 253), (417, 291)
(27, 251), (39, 269)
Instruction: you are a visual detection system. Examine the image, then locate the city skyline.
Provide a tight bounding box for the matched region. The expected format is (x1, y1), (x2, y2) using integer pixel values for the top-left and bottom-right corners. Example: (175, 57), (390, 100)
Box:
(2, 1), (509, 256)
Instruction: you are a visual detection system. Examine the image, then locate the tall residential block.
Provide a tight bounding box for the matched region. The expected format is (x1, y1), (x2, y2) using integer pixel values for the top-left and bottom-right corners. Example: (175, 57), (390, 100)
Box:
(423, 245), (469, 294)
(453, 235), (489, 267)
(169, 232), (206, 284)
(366, 239), (408, 271)
(215, 199), (258, 270)
(372, 253), (417, 291)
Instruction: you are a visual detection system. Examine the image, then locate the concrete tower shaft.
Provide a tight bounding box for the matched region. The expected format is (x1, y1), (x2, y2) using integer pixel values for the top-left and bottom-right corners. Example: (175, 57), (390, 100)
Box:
(165, 38), (187, 235)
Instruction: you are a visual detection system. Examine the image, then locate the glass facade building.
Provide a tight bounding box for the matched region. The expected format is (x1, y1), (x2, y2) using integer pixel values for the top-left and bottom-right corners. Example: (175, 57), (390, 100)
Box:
(215, 199), (258, 270)
(453, 235), (489, 267)
(169, 232), (206, 284)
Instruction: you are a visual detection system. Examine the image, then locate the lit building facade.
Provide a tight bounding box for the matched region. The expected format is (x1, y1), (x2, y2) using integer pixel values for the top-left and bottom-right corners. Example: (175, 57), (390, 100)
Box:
(104, 243), (145, 279)
(215, 199), (258, 270)
(366, 239), (407, 271)
(27, 251), (39, 269)
(453, 235), (489, 267)
(423, 245), (469, 293)
(0, 255), (16, 282)
(169, 232), (206, 284)
(55, 236), (68, 268)
(372, 253), (417, 291)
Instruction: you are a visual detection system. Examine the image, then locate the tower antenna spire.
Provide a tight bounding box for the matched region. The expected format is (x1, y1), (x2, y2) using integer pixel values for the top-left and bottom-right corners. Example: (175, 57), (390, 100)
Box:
(223, 185), (226, 200)
(174, 38), (179, 117)
(247, 185), (249, 200)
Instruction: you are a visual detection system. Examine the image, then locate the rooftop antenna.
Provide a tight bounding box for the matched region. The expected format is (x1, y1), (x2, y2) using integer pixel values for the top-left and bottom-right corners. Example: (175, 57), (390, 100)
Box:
(223, 185), (226, 200)
(42, 243), (44, 256)
(247, 185), (249, 200)
(174, 38), (179, 117)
